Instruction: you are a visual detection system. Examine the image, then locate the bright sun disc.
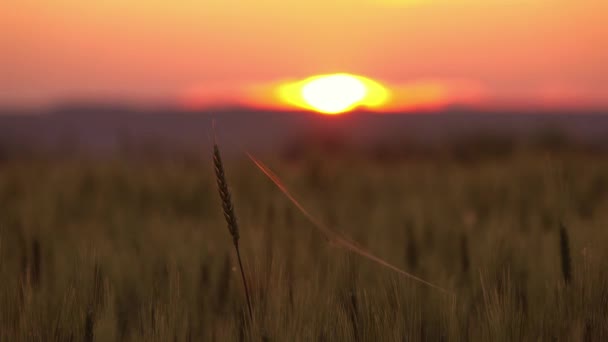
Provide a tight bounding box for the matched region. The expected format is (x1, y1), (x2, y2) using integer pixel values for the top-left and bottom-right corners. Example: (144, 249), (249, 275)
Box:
(277, 73), (390, 115)
(301, 74), (366, 114)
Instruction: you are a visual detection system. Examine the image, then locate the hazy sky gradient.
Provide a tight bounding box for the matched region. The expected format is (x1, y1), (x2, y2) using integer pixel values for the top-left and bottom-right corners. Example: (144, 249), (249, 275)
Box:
(1, 0), (607, 109)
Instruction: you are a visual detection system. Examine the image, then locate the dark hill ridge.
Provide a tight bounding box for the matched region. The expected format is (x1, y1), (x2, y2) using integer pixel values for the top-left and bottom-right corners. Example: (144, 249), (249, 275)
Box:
(1, 106), (608, 156)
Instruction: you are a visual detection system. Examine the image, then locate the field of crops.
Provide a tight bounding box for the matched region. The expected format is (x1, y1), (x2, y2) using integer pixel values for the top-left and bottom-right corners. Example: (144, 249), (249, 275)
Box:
(1, 146), (607, 341)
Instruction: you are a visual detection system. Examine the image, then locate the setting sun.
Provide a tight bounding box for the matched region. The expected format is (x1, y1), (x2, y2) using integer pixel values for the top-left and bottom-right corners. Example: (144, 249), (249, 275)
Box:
(301, 74), (366, 114)
(277, 74), (390, 115)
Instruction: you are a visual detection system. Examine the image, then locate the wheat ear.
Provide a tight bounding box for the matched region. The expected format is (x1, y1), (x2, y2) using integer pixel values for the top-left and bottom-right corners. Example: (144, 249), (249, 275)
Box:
(213, 142), (253, 320)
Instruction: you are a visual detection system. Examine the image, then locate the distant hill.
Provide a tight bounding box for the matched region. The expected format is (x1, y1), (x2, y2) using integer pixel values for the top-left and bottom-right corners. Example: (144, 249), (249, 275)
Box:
(1, 105), (607, 157)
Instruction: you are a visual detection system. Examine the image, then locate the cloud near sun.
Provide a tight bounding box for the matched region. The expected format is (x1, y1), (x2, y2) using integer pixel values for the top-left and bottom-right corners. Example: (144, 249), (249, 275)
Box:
(239, 75), (484, 114)
(179, 75), (484, 114)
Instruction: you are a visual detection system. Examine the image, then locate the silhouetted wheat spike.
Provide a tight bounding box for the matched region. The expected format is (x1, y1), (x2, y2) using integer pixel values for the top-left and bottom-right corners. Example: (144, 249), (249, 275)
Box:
(460, 233), (470, 276)
(31, 238), (41, 288)
(85, 262), (104, 342)
(558, 221), (572, 285)
(213, 142), (253, 320)
(84, 310), (94, 342)
(345, 287), (360, 341)
(405, 223), (419, 271)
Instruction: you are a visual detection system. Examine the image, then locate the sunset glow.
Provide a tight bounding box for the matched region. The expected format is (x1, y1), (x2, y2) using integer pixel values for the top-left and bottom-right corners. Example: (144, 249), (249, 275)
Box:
(1, 1), (607, 110)
(278, 74), (390, 114)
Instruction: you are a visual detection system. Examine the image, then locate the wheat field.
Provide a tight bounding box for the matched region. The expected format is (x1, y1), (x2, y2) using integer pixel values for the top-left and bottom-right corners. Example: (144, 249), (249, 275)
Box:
(1, 146), (607, 341)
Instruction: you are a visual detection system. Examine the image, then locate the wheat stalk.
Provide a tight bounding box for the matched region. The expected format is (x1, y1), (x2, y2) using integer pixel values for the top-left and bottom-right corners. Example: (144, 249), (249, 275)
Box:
(213, 142), (253, 320)
(460, 233), (470, 276)
(558, 221), (572, 285)
(246, 151), (453, 295)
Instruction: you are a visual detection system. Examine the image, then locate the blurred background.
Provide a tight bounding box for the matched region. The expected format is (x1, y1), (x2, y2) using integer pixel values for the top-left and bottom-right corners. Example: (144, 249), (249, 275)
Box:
(1, 0), (607, 157)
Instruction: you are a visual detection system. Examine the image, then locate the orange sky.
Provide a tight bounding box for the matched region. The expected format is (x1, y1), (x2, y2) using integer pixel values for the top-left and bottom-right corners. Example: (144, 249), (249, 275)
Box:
(1, 0), (607, 111)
